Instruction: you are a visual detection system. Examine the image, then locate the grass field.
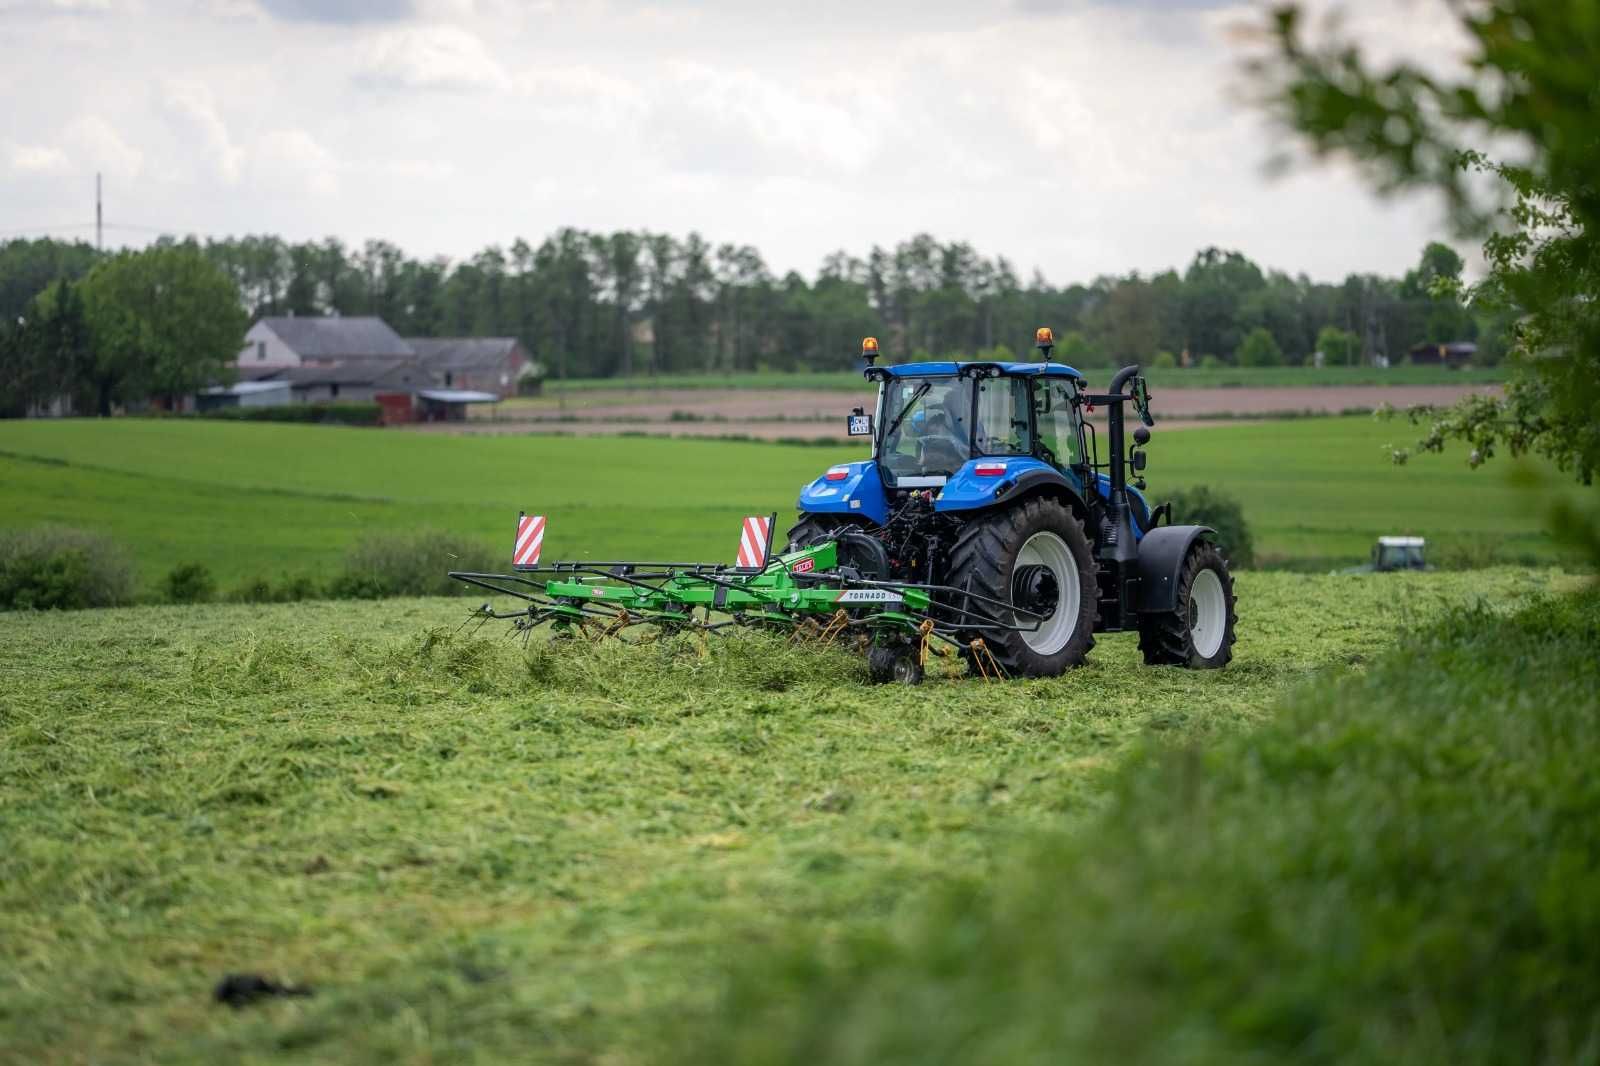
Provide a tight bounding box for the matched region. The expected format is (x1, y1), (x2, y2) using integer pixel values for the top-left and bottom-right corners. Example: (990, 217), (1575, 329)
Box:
(667, 585), (1600, 1065)
(541, 365), (1508, 393)
(0, 568), (1572, 1064)
(0, 416), (1575, 591)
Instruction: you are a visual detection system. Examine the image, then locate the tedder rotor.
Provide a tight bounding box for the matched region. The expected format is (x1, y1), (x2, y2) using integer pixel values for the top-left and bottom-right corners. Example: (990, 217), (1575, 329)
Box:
(451, 514), (1026, 684)
(451, 328), (1238, 683)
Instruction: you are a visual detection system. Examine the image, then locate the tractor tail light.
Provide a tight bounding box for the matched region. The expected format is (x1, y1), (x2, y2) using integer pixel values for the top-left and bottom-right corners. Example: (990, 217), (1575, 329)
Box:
(974, 463), (1007, 477)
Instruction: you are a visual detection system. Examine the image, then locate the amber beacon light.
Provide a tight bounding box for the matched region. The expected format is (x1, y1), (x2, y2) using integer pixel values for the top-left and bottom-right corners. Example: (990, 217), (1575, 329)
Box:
(861, 336), (880, 365)
(1035, 326), (1054, 357)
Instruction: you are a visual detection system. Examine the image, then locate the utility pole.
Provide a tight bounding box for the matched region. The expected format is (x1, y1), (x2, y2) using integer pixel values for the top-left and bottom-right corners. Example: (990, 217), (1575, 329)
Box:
(95, 172), (102, 251)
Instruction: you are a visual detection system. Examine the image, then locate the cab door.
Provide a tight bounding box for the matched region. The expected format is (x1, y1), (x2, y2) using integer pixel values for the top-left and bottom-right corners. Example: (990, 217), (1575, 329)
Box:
(1033, 377), (1084, 477)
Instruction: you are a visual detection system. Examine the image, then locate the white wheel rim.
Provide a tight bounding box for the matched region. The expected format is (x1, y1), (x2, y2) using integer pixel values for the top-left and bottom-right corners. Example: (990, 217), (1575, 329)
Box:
(1014, 531), (1080, 655)
(1189, 568), (1227, 659)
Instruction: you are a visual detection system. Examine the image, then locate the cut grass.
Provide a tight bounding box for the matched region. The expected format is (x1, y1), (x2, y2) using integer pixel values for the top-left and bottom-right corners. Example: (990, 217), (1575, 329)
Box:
(0, 416), (1583, 591)
(667, 584), (1600, 1066)
(542, 365), (1508, 393)
(0, 568), (1567, 1064)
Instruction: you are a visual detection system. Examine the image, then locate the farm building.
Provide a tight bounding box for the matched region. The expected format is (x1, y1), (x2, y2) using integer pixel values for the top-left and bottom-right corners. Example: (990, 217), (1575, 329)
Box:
(237, 316), (413, 368)
(263, 357), (430, 405)
(195, 380), (292, 412)
(228, 316), (536, 402)
(416, 388), (502, 422)
(407, 337), (540, 395)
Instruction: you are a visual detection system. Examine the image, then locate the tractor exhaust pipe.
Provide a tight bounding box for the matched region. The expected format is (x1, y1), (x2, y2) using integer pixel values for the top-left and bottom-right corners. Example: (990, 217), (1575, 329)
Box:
(1102, 364), (1141, 567)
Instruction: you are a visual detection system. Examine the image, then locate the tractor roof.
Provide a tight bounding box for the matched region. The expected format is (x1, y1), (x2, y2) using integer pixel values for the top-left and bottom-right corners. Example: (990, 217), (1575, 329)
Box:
(876, 360), (1087, 381)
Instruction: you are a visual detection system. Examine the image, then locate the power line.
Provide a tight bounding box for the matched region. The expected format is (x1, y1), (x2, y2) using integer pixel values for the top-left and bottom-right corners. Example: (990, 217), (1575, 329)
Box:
(0, 223), (100, 237)
(0, 221), (215, 239)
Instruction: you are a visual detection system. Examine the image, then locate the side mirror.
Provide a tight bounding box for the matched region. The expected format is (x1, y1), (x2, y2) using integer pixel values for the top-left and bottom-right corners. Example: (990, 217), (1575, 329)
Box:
(1132, 376), (1154, 427)
(1131, 449), (1147, 472)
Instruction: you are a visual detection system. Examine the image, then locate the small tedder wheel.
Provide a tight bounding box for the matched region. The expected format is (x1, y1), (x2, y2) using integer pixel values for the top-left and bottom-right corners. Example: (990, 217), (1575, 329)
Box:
(1138, 540), (1237, 669)
(867, 645), (924, 685)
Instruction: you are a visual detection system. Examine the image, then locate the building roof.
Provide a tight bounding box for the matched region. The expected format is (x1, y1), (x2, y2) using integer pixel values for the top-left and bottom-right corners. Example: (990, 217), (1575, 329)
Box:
(201, 381), (291, 396)
(268, 358), (434, 389)
(408, 337), (523, 371)
(417, 389), (501, 404)
(257, 316), (414, 359)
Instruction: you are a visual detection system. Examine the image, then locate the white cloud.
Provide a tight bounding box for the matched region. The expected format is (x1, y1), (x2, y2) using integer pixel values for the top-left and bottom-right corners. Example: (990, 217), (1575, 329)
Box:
(4, 142), (72, 175)
(252, 128), (340, 196)
(357, 24), (510, 92)
(162, 79), (243, 182)
(0, 0), (1460, 281)
(0, 0), (121, 13)
(62, 115), (144, 178)
(646, 63), (875, 178)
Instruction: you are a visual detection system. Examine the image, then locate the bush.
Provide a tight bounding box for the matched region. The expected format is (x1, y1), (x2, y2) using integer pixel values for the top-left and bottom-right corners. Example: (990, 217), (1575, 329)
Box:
(227, 573), (320, 604)
(1151, 350), (1177, 369)
(0, 526), (135, 610)
(1314, 325), (1359, 367)
(1162, 485), (1255, 568)
(326, 531), (498, 599)
(1200, 354), (1225, 370)
(1235, 326), (1284, 367)
(162, 562), (215, 604)
(199, 402), (383, 426)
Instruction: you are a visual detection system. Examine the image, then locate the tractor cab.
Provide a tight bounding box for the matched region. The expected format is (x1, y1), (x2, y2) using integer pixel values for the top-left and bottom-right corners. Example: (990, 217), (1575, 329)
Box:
(817, 329), (1157, 541)
(1372, 536), (1427, 571)
(871, 364), (1083, 487)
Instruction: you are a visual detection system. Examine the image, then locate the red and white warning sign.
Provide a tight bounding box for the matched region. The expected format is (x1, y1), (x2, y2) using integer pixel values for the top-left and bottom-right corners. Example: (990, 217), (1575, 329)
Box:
(513, 514), (546, 569)
(736, 515), (772, 568)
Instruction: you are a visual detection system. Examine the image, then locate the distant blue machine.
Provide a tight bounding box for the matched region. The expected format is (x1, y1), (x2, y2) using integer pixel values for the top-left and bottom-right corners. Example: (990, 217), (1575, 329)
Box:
(787, 330), (1237, 679)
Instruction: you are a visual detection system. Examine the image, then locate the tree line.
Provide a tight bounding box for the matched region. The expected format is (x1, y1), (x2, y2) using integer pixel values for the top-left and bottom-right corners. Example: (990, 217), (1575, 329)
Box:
(0, 230), (1499, 415)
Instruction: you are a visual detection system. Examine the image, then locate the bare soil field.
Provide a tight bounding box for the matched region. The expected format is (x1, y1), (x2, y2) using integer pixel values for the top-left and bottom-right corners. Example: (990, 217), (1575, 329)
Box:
(415, 383), (1502, 439)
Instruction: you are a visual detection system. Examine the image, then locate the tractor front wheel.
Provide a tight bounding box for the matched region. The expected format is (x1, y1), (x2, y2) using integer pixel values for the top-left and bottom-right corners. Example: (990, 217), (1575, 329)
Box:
(1138, 540), (1237, 669)
(946, 497), (1097, 677)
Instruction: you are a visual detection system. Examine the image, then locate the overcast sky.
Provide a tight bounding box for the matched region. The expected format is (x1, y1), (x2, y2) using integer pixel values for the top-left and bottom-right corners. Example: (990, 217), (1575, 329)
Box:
(0, 0), (1471, 283)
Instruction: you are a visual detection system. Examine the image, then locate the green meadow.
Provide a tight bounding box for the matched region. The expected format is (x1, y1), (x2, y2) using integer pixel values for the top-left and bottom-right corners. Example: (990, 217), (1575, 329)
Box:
(0, 415), (1571, 590)
(0, 568), (1577, 1064)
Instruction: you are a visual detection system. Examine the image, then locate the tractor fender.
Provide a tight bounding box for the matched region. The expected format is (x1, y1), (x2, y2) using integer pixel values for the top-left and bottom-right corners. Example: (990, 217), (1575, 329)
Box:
(797, 460), (889, 525)
(934, 458), (1085, 516)
(1136, 524), (1215, 613)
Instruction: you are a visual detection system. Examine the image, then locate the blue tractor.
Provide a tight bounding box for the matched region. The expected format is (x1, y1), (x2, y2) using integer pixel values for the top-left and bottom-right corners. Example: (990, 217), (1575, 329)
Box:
(788, 329), (1238, 680)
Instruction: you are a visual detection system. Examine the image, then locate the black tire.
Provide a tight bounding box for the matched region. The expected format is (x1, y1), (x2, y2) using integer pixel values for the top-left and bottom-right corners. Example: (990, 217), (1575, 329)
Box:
(785, 515), (852, 552)
(867, 645), (924, 685)
(945, 496), (1097, 677)
(1138, 540), (1237, 669)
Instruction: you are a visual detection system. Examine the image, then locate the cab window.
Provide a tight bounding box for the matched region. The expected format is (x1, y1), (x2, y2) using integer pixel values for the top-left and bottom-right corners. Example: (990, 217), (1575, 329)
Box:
(974, 377), (1032, 455)
(1034, 378), (1081, 470)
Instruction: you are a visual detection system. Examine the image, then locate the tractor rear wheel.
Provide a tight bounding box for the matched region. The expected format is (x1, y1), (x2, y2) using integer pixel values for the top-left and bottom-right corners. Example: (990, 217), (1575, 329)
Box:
(785, 515), (851, 551)
(1138, 540), (1237, 669)
(946, 497), (1097, 677)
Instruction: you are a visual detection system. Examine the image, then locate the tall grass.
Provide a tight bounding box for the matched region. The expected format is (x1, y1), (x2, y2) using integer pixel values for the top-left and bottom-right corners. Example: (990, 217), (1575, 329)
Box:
(326, 530), (499, 599)
(0, 525), (134, 609)
(668, 588), (1600, 1065)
